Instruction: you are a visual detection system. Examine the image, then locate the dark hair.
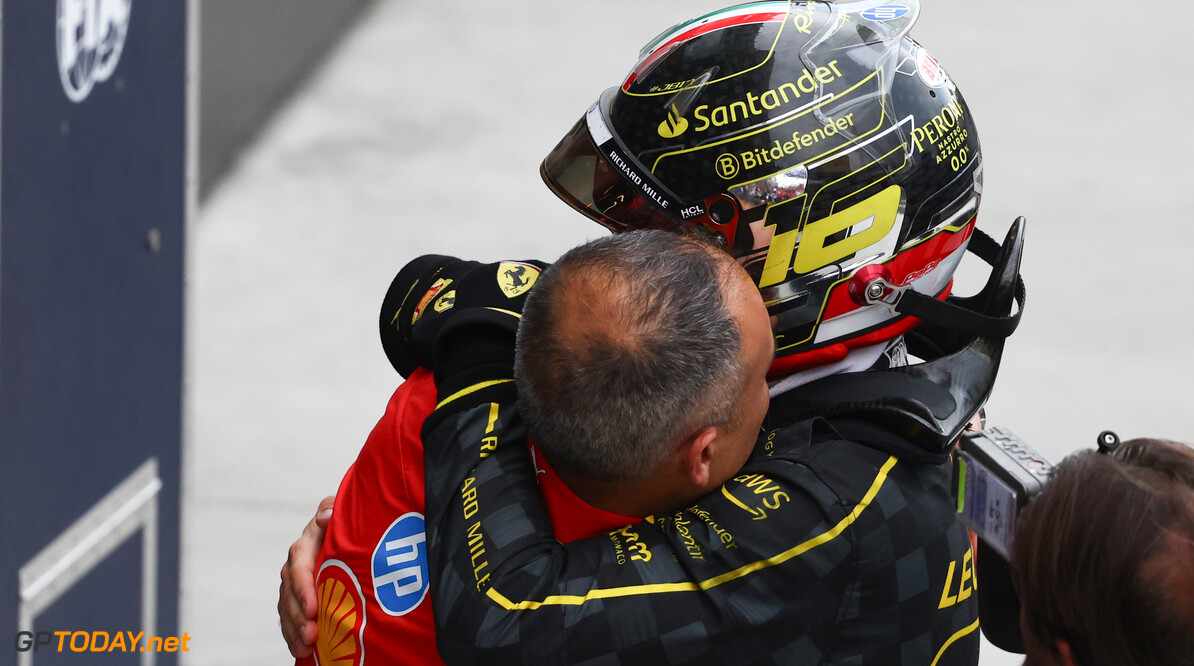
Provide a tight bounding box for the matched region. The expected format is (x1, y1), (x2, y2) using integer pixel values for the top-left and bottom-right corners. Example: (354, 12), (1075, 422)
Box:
(1010, 438), (1194, 665)
(514, 230), (744, 482)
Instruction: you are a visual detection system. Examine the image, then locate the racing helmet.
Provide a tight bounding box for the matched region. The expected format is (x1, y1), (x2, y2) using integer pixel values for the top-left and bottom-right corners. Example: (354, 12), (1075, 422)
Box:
(542, 0), (982, 372)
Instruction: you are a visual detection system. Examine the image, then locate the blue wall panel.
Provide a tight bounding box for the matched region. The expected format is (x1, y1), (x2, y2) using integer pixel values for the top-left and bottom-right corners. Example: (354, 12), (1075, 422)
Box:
(1, 0), (185, 660)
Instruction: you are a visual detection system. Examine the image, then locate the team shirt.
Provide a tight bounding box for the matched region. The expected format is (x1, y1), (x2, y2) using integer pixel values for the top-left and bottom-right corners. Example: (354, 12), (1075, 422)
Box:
(304, 254), (980, 664)
(299, 374), (639, 666)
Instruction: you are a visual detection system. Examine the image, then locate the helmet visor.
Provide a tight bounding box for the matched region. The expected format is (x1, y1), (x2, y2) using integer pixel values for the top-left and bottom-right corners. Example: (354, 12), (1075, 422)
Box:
(541, 94), (690, 235)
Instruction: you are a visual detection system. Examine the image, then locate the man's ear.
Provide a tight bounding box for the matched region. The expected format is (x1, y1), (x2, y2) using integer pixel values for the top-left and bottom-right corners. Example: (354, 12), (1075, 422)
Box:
(680, 426), (719, 489)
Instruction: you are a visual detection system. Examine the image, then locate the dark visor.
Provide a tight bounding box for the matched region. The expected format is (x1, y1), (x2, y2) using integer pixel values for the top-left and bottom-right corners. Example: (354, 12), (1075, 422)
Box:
(541, 93), (692, 235)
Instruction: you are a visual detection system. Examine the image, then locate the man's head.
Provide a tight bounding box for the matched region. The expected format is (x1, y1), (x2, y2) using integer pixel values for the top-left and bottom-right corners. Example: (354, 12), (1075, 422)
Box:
(515, 229), (773, 514)
(540, 0), (983, 375)
(1010, 438), (1194, 666)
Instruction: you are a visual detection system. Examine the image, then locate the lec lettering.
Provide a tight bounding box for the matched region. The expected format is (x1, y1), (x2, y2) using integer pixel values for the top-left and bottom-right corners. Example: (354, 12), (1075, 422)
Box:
(939, 548), (976, 609)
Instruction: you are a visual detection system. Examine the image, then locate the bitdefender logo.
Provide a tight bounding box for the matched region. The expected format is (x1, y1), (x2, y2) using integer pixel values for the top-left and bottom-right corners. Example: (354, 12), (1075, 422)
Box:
(657, 104), (690, 139)
(57, 0), (132, 103)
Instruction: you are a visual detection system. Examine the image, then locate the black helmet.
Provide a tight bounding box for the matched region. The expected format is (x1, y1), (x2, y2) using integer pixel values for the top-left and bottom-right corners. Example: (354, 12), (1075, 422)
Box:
(542, 0), (983, 372)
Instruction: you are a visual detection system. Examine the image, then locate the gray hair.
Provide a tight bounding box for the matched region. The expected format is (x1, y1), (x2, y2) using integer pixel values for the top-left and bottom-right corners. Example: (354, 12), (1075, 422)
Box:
(514, 230), (744, 482)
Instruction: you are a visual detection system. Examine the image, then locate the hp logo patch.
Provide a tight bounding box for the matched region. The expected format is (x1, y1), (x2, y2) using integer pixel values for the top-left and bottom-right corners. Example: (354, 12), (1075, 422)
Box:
(371, 513), (430, 616)
(859, 4), (910, 21)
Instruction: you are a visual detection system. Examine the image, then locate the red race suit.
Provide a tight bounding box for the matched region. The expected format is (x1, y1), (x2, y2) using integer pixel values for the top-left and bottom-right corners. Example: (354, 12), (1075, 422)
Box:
(299, 371), (638, 666)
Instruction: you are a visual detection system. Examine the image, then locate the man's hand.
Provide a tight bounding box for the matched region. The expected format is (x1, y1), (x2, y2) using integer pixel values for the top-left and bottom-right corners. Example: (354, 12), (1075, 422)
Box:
(279, 495), (334, 658)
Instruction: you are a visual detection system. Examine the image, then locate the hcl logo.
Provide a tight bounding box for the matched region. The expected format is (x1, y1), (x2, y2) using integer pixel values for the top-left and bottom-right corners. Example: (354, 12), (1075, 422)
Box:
(371, 513), (430, 616)
(57, 0), (132, 103)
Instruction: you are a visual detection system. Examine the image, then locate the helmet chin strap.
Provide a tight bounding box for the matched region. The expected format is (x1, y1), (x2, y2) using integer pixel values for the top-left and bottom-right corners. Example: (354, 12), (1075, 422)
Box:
(768, 217), (1027, 456)
(850, 218), (1027, 344)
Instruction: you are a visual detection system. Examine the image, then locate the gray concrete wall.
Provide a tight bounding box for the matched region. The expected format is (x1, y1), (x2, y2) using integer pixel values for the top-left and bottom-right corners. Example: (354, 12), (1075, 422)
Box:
(199, 0), (373, 199)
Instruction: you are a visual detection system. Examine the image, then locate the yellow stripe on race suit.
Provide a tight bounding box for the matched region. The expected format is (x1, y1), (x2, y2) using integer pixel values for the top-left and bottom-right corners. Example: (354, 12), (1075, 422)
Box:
(930, 617), (980, 666)
(484, 456), (898, 610)
(435, 379), (514, 411)
(432, 309), (520, 410)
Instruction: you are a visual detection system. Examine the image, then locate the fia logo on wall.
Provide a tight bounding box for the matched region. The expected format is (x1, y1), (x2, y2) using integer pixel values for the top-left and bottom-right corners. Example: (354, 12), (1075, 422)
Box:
(57, 0), (132, 103)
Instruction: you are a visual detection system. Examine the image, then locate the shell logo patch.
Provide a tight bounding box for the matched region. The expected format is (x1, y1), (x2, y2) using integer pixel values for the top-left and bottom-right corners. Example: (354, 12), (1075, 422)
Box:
(371, 513), (430, 616)
(497, 262), (540, 298)
(314, 560), (367, 666)
(412, 278), (452, 325)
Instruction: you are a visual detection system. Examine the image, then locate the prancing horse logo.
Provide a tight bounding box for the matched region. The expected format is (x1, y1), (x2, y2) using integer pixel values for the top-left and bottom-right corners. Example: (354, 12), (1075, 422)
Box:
(497, 262), (540, 298)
